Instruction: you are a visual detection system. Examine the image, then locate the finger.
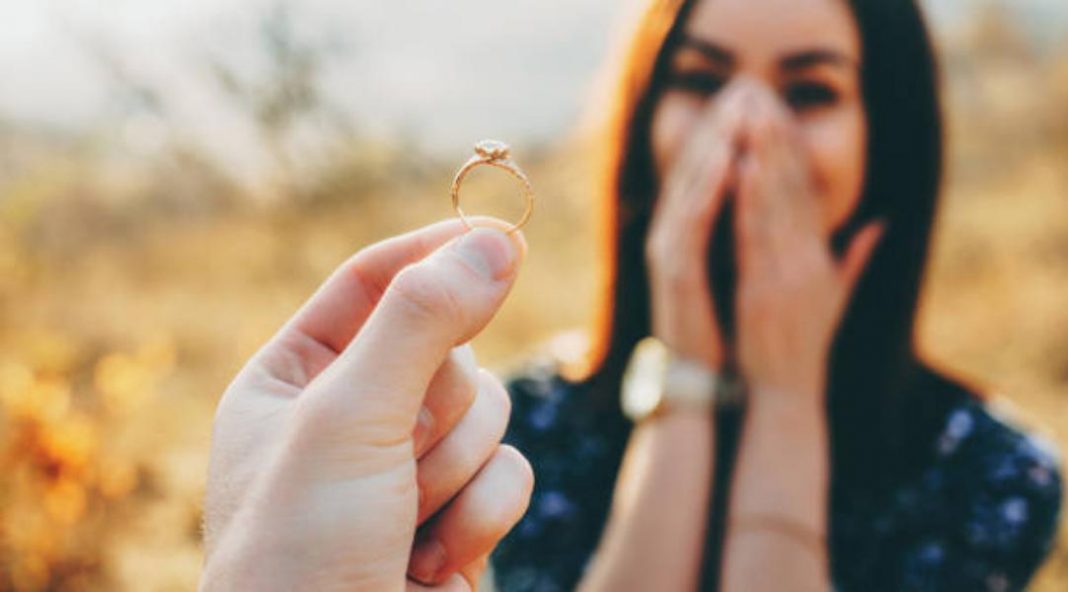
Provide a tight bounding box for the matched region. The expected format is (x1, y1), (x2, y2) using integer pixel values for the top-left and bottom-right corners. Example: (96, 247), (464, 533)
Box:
(735, 146), (794, 285)
(299, 226), (525, 448)
(839, 220), (886, 296)
(735, 152), (770, 280)
(659, 85), (748, 233)
(406, 574), (470, 592)
(458, 553), (491, 591)
(745, 90), (820, 242)
(741, 92), (793, 240)
(416, 370), (511, 524)
(408, 446), (534, 586)
(681, 84), (746, 168)
(648, 85), (748, 290)
(413, 345), (480, 458)
(265, 216), (523, 388)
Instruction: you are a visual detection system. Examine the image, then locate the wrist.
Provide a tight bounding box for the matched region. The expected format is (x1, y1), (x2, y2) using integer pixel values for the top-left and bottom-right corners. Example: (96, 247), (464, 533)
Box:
(746, 372), (825, 408)
(642, 405), (716, 428)
(747, 391), (825, 434)
(650, 327), (725, 370)
(623, 337), (739, 423)
(742, 387), (829, 469)
(732, 399), (830, 531)
(748, 385), (823, 412)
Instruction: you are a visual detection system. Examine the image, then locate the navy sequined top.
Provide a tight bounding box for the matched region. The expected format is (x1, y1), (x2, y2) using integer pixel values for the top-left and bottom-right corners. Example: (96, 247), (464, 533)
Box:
(491, 359), (1062, 592)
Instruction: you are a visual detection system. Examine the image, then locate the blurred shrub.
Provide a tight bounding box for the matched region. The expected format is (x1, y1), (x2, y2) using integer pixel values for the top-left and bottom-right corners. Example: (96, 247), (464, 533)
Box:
(0, 333), (174, 590)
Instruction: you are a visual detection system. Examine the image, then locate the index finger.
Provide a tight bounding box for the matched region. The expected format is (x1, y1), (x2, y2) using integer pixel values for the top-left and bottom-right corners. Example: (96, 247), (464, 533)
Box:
(267, 216), (526, 388)
(297, 225), (526, 452)
(743, 89), (820, 234)
(661, 82), (749, 204)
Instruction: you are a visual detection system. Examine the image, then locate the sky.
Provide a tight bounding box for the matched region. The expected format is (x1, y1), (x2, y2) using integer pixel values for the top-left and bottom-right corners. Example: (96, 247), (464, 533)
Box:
(0, 0), (1064, 176)
(0, 0), (619, 146)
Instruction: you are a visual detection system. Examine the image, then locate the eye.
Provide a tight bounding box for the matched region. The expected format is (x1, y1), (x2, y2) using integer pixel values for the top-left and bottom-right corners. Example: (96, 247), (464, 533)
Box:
(784, 82), (839, 111)
(666, 71), (726, 96)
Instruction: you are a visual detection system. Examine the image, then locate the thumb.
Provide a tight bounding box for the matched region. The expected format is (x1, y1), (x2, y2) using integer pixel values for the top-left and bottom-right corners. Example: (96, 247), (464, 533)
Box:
(302, 227), (525, 446)
(839, 220), (886, 298)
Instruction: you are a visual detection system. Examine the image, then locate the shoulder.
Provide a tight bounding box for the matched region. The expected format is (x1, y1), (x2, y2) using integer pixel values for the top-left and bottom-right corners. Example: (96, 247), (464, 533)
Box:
(498, 330), (629, 448)
(491, 335), (632, 590)
(934, 396), (1061, 511)
(896, 394), (1062, 589)
(500, 356), (631, 463)
(905, 367), (1061, 518)
(836, 388), (1062, 590)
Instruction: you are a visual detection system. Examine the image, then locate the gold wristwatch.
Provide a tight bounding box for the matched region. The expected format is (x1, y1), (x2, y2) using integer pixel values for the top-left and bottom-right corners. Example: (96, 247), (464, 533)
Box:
(621, 337), (745, 423)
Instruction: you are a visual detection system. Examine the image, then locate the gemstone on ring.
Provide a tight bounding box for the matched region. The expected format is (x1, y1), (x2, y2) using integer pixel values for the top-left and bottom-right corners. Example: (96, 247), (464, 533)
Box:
(474, 139), (511, 161)
(452, 139), (533, 234)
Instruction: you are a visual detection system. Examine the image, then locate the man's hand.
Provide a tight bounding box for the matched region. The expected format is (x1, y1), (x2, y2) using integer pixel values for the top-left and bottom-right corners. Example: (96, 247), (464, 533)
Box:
(201, 218), (534, 591)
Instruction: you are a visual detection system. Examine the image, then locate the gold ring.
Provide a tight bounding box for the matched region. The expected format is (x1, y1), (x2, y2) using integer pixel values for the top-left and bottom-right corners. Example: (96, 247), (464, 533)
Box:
(451, 140), (534, 234)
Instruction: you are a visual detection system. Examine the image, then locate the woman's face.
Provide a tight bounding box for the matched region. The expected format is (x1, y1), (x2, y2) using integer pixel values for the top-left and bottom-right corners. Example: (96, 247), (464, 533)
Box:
(651, 0), (867, 235)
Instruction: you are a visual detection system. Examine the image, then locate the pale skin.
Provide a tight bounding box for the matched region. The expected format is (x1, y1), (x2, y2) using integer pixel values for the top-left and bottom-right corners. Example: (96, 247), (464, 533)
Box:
(579, 0), (884, 590)
(200, 219), (535, 591)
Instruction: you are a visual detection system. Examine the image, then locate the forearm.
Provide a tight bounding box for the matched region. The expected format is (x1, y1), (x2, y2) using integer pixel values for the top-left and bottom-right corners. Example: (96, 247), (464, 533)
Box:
(720, 392), (831, 592)
(578, 412), (715, 592)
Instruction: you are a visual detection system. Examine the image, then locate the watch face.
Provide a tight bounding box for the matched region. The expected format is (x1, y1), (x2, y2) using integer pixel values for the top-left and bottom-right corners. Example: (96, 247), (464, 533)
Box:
(621, 338), (668, 421)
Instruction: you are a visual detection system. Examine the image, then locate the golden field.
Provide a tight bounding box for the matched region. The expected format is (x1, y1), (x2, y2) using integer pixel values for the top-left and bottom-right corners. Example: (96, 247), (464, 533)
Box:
(1, 7), (1067, 591)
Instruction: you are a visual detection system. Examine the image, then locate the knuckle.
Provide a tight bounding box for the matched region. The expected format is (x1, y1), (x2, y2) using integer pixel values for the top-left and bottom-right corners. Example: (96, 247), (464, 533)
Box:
(478, 370), (512, 420)
(341, 253), (387, 305)
(290, 395), (349, 450)
(453, 347), (481, 398)
(658, 264), (691, 291)
(741, 285), (771, 315)
(454, 367), (480, 410)
(389, 265), (467, 327)
(753, 113), (777, 139)
(468, 447), (534, 533)
(472, 377), (511, 444)
(781, 267), (806, 291)
(790, 255), (823, 286)
(645, 231), (669, 264)
(292, 391), (335, 433)
(737, 215), (753, 239)
(496, 445), (535, 496)
(437, 349), (480, 411)
(806, 247), (829, 270)
(648, 245), (701, 290)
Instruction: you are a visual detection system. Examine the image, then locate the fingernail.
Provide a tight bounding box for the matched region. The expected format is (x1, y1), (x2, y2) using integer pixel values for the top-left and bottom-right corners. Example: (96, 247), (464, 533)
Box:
(408, 537), (447, 583)
(453, 228), (517, 280)
(412, 406), (435, 454)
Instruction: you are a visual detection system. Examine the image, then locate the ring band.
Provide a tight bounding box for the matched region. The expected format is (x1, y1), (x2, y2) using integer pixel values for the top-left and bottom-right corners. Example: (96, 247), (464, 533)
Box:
(451, 140), (535, 234)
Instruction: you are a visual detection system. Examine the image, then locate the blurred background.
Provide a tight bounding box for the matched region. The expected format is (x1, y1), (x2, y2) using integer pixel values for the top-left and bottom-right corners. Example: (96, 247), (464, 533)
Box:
(0, 0), (1065, 589)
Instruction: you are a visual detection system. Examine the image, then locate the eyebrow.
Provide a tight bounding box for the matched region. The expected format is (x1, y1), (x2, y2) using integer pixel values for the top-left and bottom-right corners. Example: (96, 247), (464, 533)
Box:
(678, 35), (858, 71)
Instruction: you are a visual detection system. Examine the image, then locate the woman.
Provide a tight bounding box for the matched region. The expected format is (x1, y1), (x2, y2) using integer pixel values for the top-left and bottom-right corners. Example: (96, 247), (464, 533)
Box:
(491, 0), (1062, 590)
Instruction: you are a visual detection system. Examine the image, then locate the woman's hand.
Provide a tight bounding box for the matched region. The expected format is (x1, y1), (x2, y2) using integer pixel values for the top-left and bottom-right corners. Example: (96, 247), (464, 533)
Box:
(645, 83), (750, 368)
(721, 88), (883, 591)
(734, 87), (885, 405)
(200, 219), (534, 592)
(579, 84), (754, 592)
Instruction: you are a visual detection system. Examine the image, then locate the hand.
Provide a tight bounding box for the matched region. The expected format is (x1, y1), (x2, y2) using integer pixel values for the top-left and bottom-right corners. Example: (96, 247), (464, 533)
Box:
(645, 83), (751, 368)
(200, 218), (534, 592)
(734, 88), (885, 404)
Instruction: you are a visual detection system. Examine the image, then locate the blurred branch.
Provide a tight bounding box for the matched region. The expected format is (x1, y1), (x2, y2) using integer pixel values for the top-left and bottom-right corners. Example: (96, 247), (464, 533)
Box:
(205, 1), (359, 196)
(67, 29), (167, 122)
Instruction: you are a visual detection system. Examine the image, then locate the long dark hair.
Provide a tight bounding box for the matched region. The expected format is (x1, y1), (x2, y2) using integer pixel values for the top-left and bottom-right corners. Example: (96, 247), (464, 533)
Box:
(571, 0), (967, 586)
